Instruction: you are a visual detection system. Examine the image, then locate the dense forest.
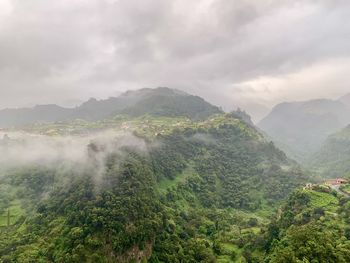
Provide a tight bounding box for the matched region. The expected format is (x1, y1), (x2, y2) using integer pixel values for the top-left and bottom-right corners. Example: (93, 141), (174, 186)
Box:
(0, 113), (310, 262)
(0, 89), (350, 262)
(261, 186), (350, 262)
(1, 0), (350, 260)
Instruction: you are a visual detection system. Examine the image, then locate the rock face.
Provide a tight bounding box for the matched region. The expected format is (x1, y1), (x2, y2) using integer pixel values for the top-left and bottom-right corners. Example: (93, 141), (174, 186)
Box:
(258, 97), (350, 160)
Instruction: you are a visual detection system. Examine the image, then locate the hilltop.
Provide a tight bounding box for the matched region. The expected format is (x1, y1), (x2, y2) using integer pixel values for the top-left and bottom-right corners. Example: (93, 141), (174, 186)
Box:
(0, 87), (222, 128)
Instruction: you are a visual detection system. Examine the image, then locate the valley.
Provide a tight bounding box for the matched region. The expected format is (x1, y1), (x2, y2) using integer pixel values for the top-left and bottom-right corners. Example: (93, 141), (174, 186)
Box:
(1, 1), (349, 261)
(0, 88), (348, 262)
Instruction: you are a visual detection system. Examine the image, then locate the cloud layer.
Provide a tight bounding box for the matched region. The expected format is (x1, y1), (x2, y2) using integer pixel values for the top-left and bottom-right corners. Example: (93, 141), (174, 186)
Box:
(0, 130), (148, 185)
(0, 0), (349, 119)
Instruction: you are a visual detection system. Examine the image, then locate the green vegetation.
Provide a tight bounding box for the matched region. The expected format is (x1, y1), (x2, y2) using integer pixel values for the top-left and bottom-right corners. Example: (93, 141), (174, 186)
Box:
(0, 87), (222, 128)
(0, 113), (309, 262)
(309, 125), (350, 178)
(340, 184), (350, 194)
(244, 186), (350, 262)
(9, 113), (255, 139)
(258, 98), (350, 162)
(120, 89), (222, 120)
(305, 190), (339, 210)
(0, 200), (24, 227)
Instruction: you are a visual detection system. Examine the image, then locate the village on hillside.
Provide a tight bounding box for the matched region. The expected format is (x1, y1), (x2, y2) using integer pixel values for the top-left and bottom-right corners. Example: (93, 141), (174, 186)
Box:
(303, 178), (350, 197)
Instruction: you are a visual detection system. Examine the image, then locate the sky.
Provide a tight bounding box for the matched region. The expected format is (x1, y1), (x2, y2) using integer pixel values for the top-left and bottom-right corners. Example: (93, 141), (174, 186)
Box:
(0, 0), (349, 120)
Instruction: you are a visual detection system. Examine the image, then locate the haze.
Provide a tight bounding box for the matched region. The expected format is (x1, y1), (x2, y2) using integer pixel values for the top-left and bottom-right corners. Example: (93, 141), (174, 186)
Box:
(0, 0), (349, 120)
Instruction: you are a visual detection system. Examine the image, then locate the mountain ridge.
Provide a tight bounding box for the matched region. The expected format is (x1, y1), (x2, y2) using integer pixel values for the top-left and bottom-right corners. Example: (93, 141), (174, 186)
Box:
(0, 112), (309, 262)
(0, 87), (222, 128)
(258, 94), (350, 160)
(308, 124), (350, 177)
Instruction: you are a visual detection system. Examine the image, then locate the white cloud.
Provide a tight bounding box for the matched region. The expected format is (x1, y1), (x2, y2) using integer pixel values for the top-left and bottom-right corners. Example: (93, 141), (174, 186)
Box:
(0, 0), (13, 17)
(0, 0), (349, 119)
(237, 57), (350, 105)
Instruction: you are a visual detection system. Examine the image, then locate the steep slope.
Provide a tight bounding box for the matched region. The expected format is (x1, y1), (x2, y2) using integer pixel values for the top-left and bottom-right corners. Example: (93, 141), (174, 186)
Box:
(260, 185), (350, 262)
(308, 125), (350, 178)
(121, 91), (220, 120)
(339, 93), (350, 108)
(258, 98), (350, 160)
(0, 113), (309, 262)
(0, 87), (222, 127)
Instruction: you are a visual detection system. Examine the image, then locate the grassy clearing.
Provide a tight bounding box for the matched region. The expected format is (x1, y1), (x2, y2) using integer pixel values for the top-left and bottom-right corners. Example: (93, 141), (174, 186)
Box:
(304, 190), (338, 210)
(0, 200), (24, 227)
(157, 166), (195, 193)
(255, 201), (277, 219)
(217, 242), (243, 263)
(241, 227), (261, 235)
(233, 209), (270, 226)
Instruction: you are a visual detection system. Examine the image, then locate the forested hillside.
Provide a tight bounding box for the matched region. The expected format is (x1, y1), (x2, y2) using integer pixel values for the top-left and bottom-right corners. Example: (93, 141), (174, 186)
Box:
(0, 113), (308, 262)
(1, 0), (349, 261)
(308, 125), (350, 178)
(256, 185), (350, 262)
(258, 97), (350, 161)
(0, 88), (222, 128)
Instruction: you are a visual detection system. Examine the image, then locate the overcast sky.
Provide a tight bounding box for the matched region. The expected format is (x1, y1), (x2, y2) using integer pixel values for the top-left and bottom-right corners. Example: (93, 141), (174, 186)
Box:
(0, 0), (349, 120)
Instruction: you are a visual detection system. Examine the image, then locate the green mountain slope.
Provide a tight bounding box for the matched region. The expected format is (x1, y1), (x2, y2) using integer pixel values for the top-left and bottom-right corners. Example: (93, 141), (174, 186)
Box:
(258, 98), (350, 161)
(0, 87), (222, 128)
(257, 185), (350, 262)
(308, 125), (350, 178)
(0, 113), (309, 262)
(121, 91), (221, 120)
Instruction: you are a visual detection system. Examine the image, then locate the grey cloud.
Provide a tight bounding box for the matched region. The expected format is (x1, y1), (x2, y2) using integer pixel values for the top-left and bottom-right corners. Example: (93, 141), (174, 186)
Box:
(0, 0), (349, 118)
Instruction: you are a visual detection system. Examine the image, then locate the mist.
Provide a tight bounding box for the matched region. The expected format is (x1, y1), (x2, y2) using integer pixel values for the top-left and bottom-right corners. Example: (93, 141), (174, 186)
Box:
(0, 1), (349, 262)
(0, 130), (147, 177)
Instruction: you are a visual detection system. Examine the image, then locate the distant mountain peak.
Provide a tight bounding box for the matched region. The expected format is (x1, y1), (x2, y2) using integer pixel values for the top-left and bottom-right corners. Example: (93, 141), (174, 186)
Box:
(120, 87), (190, 98)
(258, 97), (350, 160)
(0, 87), (221, 128)
(87, 97), (98, 103)
(33, 104), (64, 110)
(80, 98), (99, 107)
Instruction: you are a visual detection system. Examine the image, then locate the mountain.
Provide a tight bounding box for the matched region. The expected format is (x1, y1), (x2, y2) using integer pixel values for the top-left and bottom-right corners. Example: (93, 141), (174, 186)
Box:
(0, 104), (72, 128)
(0, 87), (222, 128)
(237, 102), (270, 123)
(339, 93), (350, 108)
(0, 112), (309, 262)
(119, 88), (221, 120)
(308, 125), (350, 178)
(258, 97), (350, 160)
